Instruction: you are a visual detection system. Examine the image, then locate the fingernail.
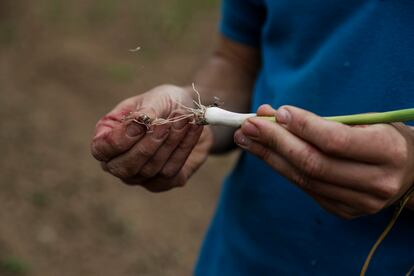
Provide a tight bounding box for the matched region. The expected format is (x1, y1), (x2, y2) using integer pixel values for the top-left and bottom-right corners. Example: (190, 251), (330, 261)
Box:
(234, 132), (251, 148)
(126, 123), (143, 137)
(242, 121), (259, 138)
(154, 126), (170, 139)
(276, 108), (291, 125)
(173, 119), (188, 130)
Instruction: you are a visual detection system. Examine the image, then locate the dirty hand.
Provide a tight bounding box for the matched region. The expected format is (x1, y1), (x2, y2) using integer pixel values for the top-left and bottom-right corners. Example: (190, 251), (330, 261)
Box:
(235, 105), (414, 219)
(91, 85), (213, 192)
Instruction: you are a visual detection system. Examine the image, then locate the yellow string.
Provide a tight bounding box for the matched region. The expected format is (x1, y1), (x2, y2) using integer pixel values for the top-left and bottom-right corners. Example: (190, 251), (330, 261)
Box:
(360, 186), (414, 276)
(407, 265), (414, 276)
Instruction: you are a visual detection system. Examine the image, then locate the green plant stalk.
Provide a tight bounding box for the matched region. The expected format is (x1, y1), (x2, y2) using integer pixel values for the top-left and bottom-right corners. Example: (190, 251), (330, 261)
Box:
(259, 108), (414, 125)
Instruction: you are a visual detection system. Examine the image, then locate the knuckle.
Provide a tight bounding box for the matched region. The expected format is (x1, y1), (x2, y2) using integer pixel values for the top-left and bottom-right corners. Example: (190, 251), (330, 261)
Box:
(389, 139), (408, 167)
(323, 131), (349, 154)
(374, 177), (400, 199)
(160, 166), (178, 179)
(107, 163), (134, 179)
(297, 116), (312, 136)
(357, 197), (386, 215)
(136, 146), (154, 159)
(253, 144), (276, 167)
(140, 166), (158, 178)
(295, 173), (312, 190)
(364, 200), (386, 215)
(173, 174), (187, 187)
(259, 147), (273, 164)
(299, 147), (323, 178)
(266, 135), (280, 153)
(296, 115), (314, 137)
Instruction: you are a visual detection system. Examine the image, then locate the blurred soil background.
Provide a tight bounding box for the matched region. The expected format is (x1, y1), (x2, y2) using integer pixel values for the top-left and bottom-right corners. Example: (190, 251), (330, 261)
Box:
(0, 0), (238, 275)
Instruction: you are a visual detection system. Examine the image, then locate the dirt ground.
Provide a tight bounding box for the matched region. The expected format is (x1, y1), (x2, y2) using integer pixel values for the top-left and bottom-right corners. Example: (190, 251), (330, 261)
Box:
(0, 1), (238, 275)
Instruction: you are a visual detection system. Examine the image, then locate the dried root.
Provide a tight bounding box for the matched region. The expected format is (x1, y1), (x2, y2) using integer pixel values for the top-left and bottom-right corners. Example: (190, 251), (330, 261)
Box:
(122, 83), (216, 130)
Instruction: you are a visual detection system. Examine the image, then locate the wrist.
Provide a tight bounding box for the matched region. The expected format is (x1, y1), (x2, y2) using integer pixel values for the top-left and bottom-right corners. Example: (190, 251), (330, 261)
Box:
(208, 125), (238, 154)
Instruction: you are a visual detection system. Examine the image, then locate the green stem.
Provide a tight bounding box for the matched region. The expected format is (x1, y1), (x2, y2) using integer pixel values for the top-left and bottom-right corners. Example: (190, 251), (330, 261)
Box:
(259, 108), (414, 125)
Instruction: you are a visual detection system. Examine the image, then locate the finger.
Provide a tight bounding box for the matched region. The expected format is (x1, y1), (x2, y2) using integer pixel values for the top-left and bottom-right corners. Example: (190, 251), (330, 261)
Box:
(235, 129), (311, 187)
(141, 179), (179, 193)
(139, 119), (191, 178)
(123, 173), (187, 192)
(310, 193), (361, 219)
(235, 132), (364, 218)
(274, 105), (397, 163)
(175, 129), (212, 181)
(93, 97), (138, 138)
(91, 99), (157, 162)
(160, 125), (204, 178)
(240, 119), (387, 195)
(256, 104), (277, 116)
(91, 122), (146, 162)
(303, 181), (386, 215)
(105, 124), (170, 179)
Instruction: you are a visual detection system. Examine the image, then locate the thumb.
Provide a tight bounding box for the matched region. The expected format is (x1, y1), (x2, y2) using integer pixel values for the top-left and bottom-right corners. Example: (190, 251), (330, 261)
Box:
(91, 85), (184, 162)
(91, 98), (157, 162)
(91, 120), (146, 162)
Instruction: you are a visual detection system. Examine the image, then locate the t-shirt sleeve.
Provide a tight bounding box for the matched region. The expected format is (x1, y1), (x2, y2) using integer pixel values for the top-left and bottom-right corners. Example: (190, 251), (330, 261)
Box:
(220, 0), (266, 47)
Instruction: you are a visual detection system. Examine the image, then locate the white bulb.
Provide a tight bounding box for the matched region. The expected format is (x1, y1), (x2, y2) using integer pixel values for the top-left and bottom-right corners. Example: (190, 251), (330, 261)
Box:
(204, 107), (256, 127)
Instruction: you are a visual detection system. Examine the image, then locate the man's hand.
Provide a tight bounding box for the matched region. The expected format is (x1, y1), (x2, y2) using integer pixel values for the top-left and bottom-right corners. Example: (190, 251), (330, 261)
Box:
(235, 105), (414, 219)
(90, 36), (260, 192)
(91, 85), (213, 192)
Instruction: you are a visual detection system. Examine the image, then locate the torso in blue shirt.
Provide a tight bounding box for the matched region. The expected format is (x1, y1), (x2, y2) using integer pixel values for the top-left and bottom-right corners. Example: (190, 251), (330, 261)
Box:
(196, 0), (414, 275)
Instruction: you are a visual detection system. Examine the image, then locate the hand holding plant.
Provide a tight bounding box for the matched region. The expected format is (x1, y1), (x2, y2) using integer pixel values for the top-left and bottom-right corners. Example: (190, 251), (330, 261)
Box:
(235, 105), (414, 218)
(91, 85), (213, 192)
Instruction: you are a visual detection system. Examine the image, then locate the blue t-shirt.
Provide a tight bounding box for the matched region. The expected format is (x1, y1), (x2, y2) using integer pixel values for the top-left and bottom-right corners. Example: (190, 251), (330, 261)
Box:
(195, 0), (414, 275)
